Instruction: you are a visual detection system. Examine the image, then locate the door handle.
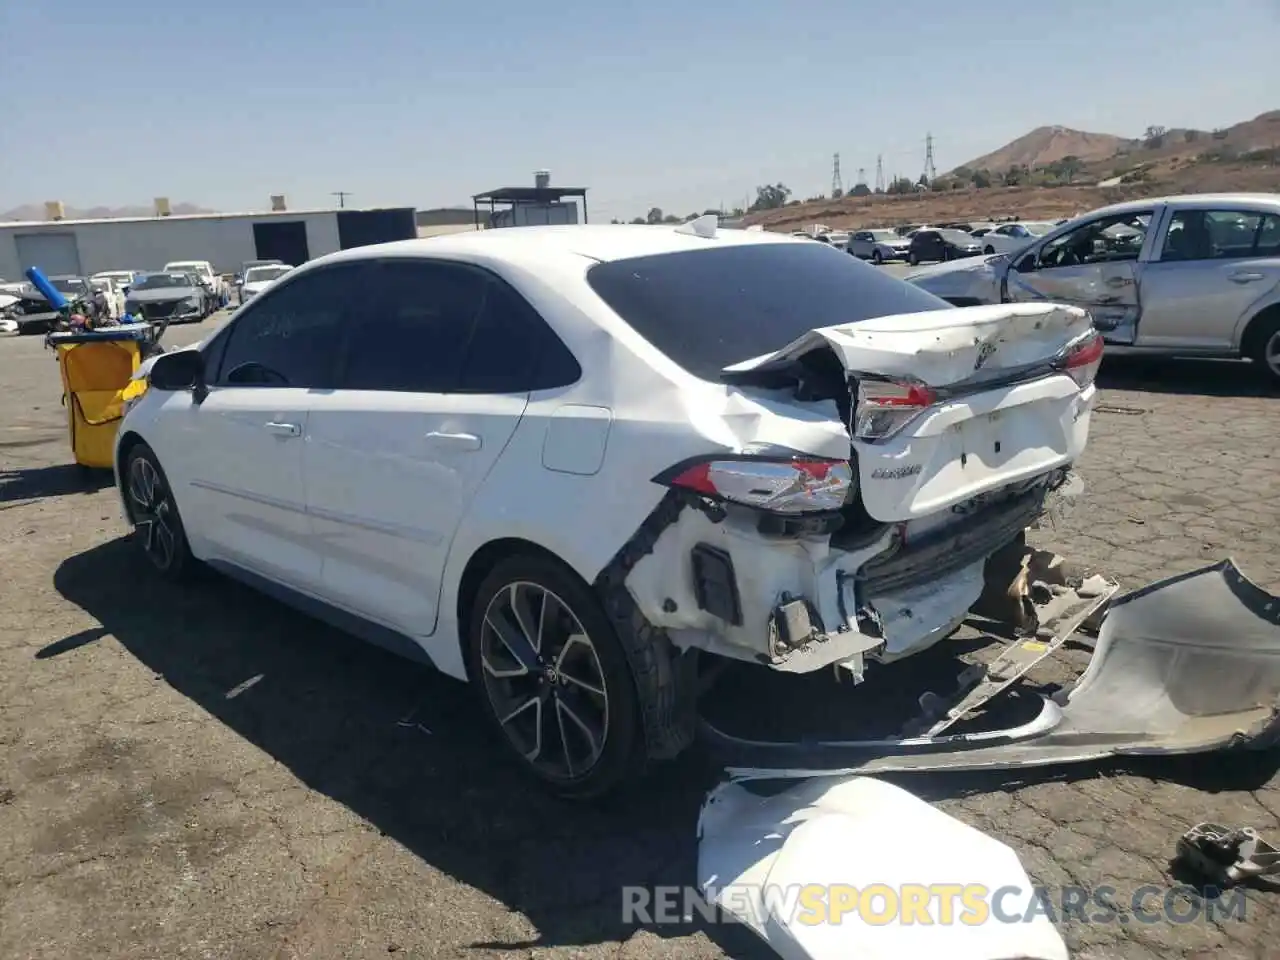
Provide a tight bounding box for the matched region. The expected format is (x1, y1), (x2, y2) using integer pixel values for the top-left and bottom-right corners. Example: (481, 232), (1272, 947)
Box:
(264, 421), (301, 438)
(425, 430), (482, 451)
(1229, 272), (1264, 283)
(1104, 276), (1131, 288)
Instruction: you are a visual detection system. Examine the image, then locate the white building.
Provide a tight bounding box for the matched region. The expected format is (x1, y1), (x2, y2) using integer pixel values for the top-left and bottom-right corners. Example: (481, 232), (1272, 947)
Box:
(0, 205), (418, 279)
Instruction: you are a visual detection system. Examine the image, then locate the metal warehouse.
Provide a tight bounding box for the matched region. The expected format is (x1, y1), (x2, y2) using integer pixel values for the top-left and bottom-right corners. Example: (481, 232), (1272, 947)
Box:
(0, 204), (418, 279)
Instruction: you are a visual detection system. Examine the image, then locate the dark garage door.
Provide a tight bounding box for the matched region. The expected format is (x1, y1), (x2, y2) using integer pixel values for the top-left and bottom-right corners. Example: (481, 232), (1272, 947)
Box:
(253, 221), (310, 265)
(337, 209), (417, 249)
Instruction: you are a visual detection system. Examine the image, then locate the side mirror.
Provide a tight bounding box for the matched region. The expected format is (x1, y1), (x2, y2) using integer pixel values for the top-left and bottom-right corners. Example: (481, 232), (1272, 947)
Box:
(233, 274), (243, 284)
(1016, 253), (1037, 273)
(149, 349), (205, 392)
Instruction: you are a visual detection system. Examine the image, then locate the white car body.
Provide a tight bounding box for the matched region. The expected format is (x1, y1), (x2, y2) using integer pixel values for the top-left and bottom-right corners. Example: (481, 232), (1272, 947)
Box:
(238, 263), (293, 302)
(113, 221), (1101, 794)
(978, 221), (1058, 256)
(848, 229), (912, 263)
(92, 270), (138, 291)
(163, 260), (222, 302)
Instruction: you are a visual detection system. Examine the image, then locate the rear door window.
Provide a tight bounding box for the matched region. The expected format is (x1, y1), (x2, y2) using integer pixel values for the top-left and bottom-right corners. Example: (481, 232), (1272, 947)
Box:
(586, 242), (948, 381)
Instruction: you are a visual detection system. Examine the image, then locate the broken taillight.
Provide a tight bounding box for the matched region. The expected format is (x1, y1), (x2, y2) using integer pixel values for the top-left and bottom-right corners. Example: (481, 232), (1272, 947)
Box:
(1055, 330), (1104, 388)
(852, 379), (939, 442)
(656, 456), (853, 513)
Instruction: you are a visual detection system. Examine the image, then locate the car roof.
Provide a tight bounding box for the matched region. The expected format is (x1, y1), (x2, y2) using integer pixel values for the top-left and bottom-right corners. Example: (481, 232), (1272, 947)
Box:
(1089, 192), (1280, 217)
(312, 223), (797, 272)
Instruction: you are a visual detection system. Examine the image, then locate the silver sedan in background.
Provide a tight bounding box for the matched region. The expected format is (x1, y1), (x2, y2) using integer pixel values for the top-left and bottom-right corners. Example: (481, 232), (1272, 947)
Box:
(902, 192), (1280, 384)
(848, 229), (912, 264)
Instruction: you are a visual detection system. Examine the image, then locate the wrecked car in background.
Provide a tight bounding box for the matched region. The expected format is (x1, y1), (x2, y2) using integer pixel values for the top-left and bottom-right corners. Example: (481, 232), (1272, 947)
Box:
(904, 192), (1280, 385)
(114, 218), (1124, 798)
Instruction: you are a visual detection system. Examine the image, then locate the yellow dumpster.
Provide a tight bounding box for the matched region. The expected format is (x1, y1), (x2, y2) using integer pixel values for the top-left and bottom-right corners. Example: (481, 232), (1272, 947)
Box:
(49, 326), (157, 469)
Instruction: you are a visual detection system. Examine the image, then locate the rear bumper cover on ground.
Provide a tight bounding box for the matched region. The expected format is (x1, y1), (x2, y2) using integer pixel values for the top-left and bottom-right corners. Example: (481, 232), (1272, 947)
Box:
(701, 559), (1280, 777)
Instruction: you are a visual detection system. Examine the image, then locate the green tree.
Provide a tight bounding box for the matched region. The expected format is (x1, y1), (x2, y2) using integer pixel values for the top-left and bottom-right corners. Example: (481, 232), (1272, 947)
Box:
(850, 182), (872, 197)
(750, 183), (792, 211)
(970, 168), (993, 189)
(645, 207), (664, 224)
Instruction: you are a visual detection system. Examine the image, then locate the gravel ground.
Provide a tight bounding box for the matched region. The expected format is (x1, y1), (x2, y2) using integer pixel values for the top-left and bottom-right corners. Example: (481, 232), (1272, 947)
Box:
(2, 311), (1279, 960)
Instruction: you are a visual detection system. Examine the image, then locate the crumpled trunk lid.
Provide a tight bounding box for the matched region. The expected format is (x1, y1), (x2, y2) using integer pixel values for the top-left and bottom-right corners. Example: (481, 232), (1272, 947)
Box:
(724, 302), (1098, 523)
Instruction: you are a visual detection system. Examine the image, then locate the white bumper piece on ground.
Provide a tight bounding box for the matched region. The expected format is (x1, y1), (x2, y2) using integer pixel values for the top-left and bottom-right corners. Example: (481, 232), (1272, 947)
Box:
(697, 776), (1069, 960)
(701, 559), (1280, 777)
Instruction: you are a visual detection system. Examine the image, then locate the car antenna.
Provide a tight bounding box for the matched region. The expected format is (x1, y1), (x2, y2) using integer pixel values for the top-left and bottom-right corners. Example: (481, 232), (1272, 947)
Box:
(674, 214), (718, 239)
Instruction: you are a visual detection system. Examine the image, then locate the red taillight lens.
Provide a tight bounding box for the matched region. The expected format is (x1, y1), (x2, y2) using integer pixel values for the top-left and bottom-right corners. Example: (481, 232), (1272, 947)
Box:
(1057, 331), (1104, 388)
(659, 457), (853, 513)
(853, 379), (939, 441)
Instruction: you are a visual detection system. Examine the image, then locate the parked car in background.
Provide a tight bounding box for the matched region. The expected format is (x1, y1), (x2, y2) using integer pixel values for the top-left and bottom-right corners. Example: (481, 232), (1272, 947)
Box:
(978, 221), (1058, 255)
(235, 259), (284, 300)
(238, 263), (293, 302)
(163, 260), (223, 308)
(907, 228), (984, 265)
(849, 229), (912, 264)
(115, 221), (1102, 797)
(125, 271), (208, 324)
(91, 270), (139, 295)
(902, 193), (1280, 384)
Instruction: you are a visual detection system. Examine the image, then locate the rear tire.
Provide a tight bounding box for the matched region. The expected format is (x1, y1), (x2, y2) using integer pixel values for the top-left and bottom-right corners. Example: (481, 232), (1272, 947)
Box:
(464, 553), (643, 800)
(908, 252), (919, 266)
(123, 442), (197, 582)
(1248, 313), (1280, 387)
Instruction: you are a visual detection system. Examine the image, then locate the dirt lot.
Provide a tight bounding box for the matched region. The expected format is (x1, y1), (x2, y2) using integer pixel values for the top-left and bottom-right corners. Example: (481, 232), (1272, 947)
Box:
(2, 313), (1280, 960)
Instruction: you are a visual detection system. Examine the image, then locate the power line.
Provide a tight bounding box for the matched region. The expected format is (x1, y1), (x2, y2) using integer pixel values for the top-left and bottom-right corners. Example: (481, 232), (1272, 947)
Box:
(331, 191), (351, 208)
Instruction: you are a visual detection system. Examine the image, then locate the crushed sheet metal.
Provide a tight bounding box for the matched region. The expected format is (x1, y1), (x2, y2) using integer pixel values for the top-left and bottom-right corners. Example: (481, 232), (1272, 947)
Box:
(697, 776), (1069, 960)
(704, 559), (1280, 779)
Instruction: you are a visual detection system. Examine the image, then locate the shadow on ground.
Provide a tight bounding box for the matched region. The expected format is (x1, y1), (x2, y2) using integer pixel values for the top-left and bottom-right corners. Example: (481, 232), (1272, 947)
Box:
(52, 537), (773, 957)
(1099, 355), (1278, 398)
(51, 537), (1279, 954)
(0, 463), (113, 504)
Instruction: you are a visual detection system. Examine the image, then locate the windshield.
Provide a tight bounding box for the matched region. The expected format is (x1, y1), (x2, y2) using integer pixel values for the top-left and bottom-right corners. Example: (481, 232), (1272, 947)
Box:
(132, 273), (192, 290)
(245, 266), (290, 283)
(870, 230), (899, 241)
(1024, 222), (1057, 234)
(586, 242), (949, 381)
(166, 262), (209, 276)
(940, 230), (975, 243)
(50, 278), (83, 294)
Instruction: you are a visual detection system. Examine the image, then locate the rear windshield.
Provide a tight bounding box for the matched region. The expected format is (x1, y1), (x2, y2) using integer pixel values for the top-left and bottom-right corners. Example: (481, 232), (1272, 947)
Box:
(586, 242), (949, 380)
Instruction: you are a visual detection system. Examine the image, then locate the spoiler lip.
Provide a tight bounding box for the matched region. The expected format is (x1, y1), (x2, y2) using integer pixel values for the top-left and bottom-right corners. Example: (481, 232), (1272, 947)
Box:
(701, 558), (1280, 779)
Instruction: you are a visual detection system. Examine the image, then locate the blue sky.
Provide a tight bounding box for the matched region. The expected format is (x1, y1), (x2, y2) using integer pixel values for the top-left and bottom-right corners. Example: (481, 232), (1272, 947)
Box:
(1, 0), (1277, 221)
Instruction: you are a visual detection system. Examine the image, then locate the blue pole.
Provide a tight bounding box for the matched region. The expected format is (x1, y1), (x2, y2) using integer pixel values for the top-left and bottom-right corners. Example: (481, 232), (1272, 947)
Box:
(24, 266), (68, 311)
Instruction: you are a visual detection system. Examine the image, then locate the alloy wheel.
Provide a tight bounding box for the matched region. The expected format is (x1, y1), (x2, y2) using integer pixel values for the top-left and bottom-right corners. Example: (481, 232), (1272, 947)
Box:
(479, 581), (610, 781)
(128, 456), (177, 570)
(1265, 329), (1280, 378)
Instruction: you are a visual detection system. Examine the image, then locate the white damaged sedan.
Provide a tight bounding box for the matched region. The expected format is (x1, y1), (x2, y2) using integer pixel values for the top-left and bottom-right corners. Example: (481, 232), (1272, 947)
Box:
(113, 219), (1106, 797)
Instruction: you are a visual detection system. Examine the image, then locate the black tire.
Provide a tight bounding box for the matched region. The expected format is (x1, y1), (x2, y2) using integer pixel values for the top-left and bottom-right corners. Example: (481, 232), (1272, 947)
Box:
(908, 252), (919, 266)
(942, 248), (952, 262)
(984, 245), (995, 255)
(464, 553), (643, 800)
(1248, 312), (1280, 387)
(122, 441), (197, 582)
(872, 250), (883, 265)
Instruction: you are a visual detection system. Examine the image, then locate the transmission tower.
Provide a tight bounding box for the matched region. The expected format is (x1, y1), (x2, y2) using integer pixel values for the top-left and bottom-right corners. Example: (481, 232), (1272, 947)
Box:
(874, 155), (884, 193)
(922, 134), (937, 183)
(831, 153), (843, 197)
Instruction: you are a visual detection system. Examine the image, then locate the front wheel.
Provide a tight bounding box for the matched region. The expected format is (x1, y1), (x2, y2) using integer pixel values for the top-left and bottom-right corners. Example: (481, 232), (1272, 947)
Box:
(984, 245), (995, 255)
(908, 252), (919, 266)
(465, 554), (643, 799)
(871, 250), (883, 265)
(123, 442), (197, 581)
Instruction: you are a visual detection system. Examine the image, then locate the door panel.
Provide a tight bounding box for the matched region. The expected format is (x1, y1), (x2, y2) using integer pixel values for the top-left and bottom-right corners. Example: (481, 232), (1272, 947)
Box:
(170, 388), (318, 588)
(305, 391), (527, 634)
(1132, 208), (1280, 350)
